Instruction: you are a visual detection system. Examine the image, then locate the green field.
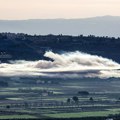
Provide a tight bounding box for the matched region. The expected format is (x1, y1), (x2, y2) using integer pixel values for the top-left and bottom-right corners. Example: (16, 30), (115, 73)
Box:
(0, 115), (37, 119)
(0, 78), (120, 119)
(45, 110), (120, 118)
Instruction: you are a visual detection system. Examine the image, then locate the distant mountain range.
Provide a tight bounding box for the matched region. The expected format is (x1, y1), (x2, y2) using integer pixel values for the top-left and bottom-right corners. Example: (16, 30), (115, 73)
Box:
(0, 16), (120, 37)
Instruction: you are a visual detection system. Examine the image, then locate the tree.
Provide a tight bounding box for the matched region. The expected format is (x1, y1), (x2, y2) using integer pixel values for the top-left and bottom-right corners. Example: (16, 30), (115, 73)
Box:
(6, 105), (10, 109)
(72, 96), (79, 103)
(89, 97), (94, 106)
(67, 98), (71, 104)
(89, 97), (94, 101)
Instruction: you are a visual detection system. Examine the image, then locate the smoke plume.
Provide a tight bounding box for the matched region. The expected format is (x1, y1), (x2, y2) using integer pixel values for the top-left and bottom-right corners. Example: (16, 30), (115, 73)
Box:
(0, 51), (120, 79)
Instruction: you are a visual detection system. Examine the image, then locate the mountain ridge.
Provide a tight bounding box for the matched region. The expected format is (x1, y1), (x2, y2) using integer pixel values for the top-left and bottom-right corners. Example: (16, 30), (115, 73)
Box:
(0, 16), (120, 37)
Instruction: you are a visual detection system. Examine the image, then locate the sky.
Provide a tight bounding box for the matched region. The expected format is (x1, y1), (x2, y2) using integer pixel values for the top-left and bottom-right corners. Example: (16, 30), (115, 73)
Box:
(0, 0), (120, 20)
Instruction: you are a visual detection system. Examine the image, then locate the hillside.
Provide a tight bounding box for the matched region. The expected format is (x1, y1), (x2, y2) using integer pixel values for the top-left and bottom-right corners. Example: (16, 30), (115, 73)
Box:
(0, 33), (120, 63)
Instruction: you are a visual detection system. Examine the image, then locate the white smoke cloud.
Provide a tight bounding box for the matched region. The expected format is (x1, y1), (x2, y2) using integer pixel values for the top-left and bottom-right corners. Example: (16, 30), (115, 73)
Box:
(0, 51), (120, 79)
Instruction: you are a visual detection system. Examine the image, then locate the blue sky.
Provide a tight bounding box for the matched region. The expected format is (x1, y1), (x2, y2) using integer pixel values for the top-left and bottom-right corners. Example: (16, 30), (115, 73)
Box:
(0, 0), (119, 19)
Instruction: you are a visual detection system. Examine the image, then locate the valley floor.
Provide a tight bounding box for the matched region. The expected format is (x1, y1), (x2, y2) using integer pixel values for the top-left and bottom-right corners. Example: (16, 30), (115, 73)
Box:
(0, 77), (120, 119)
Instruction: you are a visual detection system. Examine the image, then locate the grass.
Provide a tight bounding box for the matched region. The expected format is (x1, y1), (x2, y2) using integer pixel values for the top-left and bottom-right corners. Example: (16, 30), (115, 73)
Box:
(6, 97), (23, 100)
(4, 88), (19, 91)
(45, 111), (120, 118)
(108, 108), (120, 112)
(0, 92), (18, 95)
(31, 86), (60, 91)
(0, 115), (37, 119)
(45, 97), (67, 101)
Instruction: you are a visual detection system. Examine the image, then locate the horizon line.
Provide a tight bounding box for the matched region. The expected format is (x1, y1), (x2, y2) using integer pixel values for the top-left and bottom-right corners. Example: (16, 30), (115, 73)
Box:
(0, 15), (119, 21)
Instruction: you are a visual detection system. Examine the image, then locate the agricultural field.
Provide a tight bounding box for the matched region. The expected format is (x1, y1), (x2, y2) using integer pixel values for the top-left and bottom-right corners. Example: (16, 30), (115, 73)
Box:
(0, 77), (120, 119)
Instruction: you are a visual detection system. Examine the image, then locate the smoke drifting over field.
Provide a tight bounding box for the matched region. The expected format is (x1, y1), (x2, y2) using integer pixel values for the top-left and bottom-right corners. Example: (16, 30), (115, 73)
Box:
(0, 51), (120, 78)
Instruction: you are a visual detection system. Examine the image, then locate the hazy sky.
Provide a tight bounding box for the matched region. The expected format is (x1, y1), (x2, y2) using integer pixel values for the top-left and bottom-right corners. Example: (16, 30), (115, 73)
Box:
(0, 0), (120, 20)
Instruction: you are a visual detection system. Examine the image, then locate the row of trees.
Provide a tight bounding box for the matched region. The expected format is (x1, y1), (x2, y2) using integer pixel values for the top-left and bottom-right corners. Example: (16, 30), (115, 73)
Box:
(67, 96), (94, 104)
